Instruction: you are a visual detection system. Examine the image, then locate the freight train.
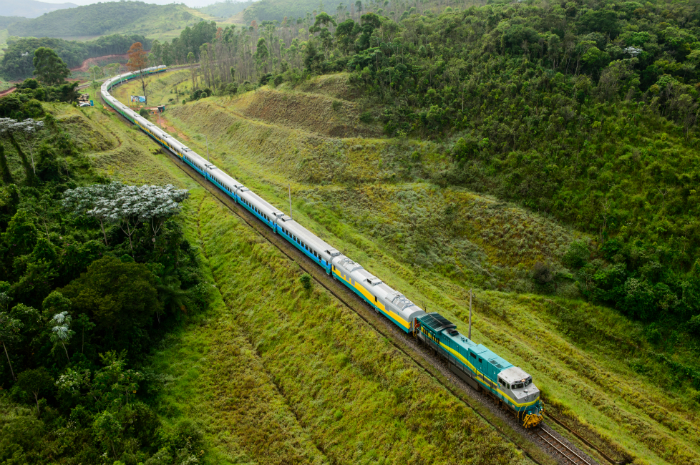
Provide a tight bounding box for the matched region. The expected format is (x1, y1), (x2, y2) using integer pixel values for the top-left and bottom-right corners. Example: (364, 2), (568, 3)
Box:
(100, 66), (545, 428)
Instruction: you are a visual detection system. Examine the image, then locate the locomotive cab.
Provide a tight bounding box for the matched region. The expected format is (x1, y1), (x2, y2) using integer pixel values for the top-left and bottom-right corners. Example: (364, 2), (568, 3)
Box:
(498, 366), (543, 428)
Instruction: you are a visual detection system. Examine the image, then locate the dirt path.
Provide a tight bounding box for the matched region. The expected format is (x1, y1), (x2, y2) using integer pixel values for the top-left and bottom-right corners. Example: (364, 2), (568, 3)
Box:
(70, 53), (129, 73)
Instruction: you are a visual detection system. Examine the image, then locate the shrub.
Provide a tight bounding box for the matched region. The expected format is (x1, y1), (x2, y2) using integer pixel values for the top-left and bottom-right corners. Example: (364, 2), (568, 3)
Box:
(332, 100), (342, 111)
(688, 314), (700, 336)
(562, 240), (590, 269)
(532, 262), (554, 284)
(139, 108), (149, 118)
(359, 111), (373, 124)
(300, 273), (312, 291)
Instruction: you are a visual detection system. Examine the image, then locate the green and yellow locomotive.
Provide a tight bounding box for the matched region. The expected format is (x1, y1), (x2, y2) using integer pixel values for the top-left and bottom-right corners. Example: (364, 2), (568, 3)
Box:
(416, 313), (544, 428)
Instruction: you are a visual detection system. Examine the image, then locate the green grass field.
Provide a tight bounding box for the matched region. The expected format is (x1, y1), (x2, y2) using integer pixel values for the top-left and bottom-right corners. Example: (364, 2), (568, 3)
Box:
(103, 73), (700, 465)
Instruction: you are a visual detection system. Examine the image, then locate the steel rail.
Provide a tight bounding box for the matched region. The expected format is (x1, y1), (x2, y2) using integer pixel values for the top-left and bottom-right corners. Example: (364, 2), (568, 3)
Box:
(537, 426), (594, 465)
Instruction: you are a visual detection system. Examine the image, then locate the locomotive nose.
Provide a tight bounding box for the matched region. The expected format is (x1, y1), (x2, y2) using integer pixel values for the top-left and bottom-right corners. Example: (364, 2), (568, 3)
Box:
(524, 384), (540, 403)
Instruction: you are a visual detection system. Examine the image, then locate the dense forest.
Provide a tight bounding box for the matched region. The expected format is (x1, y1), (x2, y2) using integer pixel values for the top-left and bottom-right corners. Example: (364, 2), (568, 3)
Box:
(148, 0), (700, 334)
(0, 52), (210, 463)
(7, 1), (196, 38)
(1, 35), (153, 81)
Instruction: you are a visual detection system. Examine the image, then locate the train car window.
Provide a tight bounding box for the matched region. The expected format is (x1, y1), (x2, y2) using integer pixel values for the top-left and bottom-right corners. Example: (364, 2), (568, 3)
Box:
(374, 296), (377, 302)
(478, 358), (482, 363)
(470, 353), (476, 359)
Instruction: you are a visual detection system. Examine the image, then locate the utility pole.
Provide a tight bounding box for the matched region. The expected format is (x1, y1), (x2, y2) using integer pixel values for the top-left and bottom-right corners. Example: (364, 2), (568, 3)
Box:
(205, 135), (210, 162)
(468, 289), (473, 340)
(288, 184), (292, 220)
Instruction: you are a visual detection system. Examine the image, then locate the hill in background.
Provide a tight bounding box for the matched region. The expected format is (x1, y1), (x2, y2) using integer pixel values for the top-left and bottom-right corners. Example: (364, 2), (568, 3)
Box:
(233, 0), (347, 23)
(0, 0), (75, 18)
(7, 1), (211, 39)
(197, 0), (253, 19)
(0, 15), (26, 28)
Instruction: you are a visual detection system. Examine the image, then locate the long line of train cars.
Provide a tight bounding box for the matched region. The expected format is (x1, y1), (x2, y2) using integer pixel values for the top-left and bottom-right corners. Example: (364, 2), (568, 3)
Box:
(101, 66), (545, 428)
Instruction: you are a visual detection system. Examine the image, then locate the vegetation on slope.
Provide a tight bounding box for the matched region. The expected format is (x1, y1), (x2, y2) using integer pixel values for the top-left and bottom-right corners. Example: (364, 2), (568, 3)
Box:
(7, 1), (206, 39)
(114, 68), (700, 464)
(197, 0), (254, 19)
(237, 0), (348, 23)
(0, 71), (544, 465)
(0, 16), (27, 29)
(147, 0), (700, 349)
(0, 55), (216, 464)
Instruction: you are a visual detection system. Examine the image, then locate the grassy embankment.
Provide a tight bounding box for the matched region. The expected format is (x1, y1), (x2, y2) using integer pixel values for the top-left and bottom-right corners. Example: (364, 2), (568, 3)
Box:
(8, 95), (541, 464)
(112, 71), (700, 465)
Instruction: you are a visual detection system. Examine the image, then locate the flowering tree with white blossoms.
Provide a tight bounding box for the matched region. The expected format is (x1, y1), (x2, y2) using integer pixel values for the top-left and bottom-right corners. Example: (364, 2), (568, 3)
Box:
(63, 182), (125, 246)
(63, 182), (189, 255)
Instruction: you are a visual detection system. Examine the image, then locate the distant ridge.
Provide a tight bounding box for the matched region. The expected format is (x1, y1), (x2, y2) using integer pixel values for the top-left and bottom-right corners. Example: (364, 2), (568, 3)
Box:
(7, 1), (203, 38)
(0, 0), (76, 19)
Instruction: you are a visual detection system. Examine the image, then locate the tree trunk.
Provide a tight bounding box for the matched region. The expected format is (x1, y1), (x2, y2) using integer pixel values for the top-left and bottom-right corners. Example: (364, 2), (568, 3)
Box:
(0, 144), (14, 184)
(33, 392), (40, 416)
(8, 133), (35, 184)
(140, 75), (147, 104)
(62, 342), (69, 362)
(3, 342), (15, 381)
(99, 219), (109, 246)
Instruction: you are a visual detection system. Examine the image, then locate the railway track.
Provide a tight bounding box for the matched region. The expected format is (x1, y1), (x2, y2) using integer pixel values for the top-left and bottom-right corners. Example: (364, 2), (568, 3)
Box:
(101, 89), (609, 465)
(535, 425), (595, 465)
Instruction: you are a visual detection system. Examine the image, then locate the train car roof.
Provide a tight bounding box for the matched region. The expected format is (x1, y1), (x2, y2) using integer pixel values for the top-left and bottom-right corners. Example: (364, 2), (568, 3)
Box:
(239, 188), (280, 214)
(281, 218), (335, 253)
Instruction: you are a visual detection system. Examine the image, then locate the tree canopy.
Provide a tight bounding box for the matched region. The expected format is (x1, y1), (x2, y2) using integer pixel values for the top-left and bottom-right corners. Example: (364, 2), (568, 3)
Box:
(32, 48), (70, 86)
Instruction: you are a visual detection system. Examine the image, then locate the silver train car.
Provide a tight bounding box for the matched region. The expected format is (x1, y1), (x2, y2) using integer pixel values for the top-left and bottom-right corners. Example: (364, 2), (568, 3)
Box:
(100, 67), (544, 428)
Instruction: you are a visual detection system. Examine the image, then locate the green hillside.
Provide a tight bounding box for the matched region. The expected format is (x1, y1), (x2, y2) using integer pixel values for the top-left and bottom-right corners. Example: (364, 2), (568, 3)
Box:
(0, 76), (542, 465)
(150, 0), (700, 334)
(197, 0), (254, 19)
(111, 67), (700, 464)
(2, 0), (700, 463)
(7, 1), (210, 39)
(236, 0), (348, 23)
(0, 16), (27, 29)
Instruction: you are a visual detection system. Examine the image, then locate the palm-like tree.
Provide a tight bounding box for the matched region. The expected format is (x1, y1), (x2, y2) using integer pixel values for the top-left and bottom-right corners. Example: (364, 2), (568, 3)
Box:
(50, 311), (74, 362)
